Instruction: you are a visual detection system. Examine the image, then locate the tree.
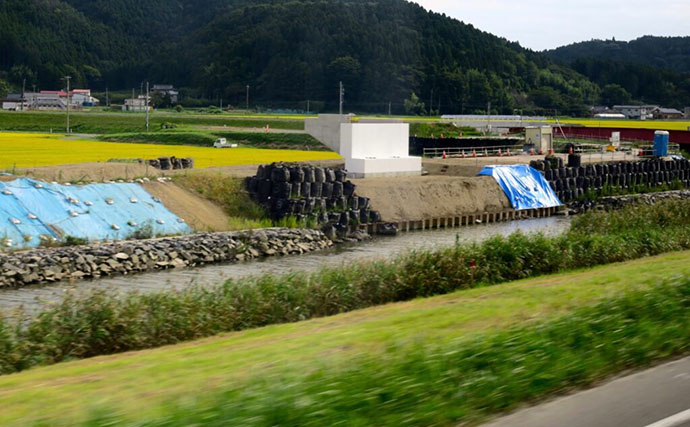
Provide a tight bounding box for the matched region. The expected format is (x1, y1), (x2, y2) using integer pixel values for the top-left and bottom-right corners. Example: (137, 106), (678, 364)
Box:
(0, 78), (10, 98)
(600, 84), (632, 106)
(404, 92), (426, 116)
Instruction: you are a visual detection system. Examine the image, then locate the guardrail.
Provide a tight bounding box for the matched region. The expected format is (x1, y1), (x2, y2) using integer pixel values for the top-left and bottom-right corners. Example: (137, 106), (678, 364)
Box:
(423, 144), (526, 158)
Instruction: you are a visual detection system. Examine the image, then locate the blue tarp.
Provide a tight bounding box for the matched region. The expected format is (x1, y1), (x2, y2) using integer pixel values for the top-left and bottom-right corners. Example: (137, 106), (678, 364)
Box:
(0, 178), (192, 249)
(478, 165), (561, 210)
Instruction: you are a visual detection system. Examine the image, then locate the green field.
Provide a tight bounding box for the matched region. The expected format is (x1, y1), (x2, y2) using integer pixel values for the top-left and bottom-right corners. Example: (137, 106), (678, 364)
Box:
(0, 110), (305, 134)
(0, 251), (688, 425)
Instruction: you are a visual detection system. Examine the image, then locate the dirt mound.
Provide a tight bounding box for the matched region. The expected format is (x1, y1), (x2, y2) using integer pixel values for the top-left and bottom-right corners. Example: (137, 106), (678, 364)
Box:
(15, 162), (158, 182)
(353, 176), (511, 222)
(142, 182), (230, 232)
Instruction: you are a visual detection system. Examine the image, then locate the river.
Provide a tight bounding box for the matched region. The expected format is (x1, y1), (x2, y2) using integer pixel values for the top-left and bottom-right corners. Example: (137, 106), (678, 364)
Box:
(0, 216), (571, 315)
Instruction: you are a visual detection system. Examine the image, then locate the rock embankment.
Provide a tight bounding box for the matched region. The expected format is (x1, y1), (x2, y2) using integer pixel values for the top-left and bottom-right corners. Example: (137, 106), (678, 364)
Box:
(0, 228), (332, 289)
(568, 190), (690, 214)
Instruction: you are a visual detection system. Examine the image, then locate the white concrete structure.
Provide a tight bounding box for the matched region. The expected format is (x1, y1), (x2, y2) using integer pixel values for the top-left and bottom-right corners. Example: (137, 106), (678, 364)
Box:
(306, 114), (421, 178)
(340, 123), (421, 178)
(305, 114), (352, 153)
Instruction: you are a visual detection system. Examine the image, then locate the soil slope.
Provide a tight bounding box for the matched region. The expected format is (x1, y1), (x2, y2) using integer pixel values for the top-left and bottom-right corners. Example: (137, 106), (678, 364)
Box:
(142, 182), (230, 232)
(353, 176), (511, 222)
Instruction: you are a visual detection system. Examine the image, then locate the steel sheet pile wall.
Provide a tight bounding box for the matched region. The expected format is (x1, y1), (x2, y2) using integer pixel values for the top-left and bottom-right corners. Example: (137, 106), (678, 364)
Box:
(0, 178), (191, 249)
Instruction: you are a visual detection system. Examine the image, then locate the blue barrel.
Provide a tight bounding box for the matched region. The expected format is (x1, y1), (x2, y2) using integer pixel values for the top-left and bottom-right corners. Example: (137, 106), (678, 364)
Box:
(653, 131), (669, 157)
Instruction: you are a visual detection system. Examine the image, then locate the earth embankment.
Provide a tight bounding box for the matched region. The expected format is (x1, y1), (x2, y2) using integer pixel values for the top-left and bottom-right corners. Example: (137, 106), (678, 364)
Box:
(353, 175), (511, 222)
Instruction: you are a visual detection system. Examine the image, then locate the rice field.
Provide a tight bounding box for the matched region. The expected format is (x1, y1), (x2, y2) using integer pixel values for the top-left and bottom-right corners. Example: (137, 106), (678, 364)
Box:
(555, 118), (690, 131)
(0, 132), (341, 169)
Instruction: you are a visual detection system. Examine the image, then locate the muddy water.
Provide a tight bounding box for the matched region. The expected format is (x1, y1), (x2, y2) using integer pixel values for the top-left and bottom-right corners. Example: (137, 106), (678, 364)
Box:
(0, 216), (571, 315)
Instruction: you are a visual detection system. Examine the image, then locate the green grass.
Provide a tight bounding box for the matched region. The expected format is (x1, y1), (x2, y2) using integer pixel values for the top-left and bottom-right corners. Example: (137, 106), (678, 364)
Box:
(101, 130), (326, 150)
(0, 251), (688, 425)
(0, 110), (304, 134)
(2, 200), (690, 379)
(409, 122), (480, 138)
(173, 172), (267, 228)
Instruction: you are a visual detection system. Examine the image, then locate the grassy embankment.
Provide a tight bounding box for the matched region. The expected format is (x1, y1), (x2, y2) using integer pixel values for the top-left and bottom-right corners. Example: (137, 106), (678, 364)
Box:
(0, 133), (341, 170)
(173, 173), (278, 230)
(0, 251), (688, 425)
(2, 200), (690, 372)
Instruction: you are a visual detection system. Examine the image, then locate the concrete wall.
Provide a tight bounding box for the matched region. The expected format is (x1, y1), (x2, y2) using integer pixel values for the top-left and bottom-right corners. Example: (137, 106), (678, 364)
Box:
(305, 114), (352, 153)
(340, 123), (410, 159)
(340, 123), (421, 178)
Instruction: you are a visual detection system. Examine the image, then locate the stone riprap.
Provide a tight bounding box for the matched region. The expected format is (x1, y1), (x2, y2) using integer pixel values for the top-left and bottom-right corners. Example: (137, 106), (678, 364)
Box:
(0, 228), (332, 289)
(567, 189), (690, 214)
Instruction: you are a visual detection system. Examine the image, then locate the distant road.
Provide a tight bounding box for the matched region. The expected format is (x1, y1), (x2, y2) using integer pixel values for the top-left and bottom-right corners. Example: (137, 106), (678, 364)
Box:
(484, 356), (690, 427)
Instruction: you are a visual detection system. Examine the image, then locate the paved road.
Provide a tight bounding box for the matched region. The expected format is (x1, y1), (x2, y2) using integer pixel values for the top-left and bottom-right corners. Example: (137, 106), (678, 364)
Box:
(484, 356), (690, 427)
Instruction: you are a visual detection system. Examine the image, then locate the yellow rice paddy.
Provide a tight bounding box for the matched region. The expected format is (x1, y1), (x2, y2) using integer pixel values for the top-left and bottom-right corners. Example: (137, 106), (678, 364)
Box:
(0, 132), (341, 169)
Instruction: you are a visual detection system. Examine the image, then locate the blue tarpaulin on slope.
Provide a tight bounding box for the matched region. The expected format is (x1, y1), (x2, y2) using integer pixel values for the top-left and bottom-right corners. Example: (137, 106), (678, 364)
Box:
(0, 178), (192, 249)
(478, 165), (561, 210)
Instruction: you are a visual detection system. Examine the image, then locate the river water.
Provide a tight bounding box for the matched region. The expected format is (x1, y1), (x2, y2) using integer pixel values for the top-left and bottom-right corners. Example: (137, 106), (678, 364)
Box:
(0, 216), (571, 315)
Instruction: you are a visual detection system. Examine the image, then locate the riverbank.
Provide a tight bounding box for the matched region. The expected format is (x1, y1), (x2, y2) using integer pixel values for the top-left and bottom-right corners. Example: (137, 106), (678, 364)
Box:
(1, 250), (688, 425)
(0, 228), (333, 289)
(1, 200), (690, 377)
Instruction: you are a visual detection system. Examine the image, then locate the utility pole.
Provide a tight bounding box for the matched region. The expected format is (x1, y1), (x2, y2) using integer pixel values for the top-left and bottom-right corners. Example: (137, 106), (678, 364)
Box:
(220, 97), (223, 110)
(106, 87), (109, 107)
(64, 76), (71, 133)
(246, 85), (249, 111)
(307, 100), (310, 114)
(21, 79), (25, 111)
(339, 81), (344, 115)
(429, 88), (433, 117)
(388, 101), (392, 116)
(145, 81), (150, 133)
(487, 101), (491, 134)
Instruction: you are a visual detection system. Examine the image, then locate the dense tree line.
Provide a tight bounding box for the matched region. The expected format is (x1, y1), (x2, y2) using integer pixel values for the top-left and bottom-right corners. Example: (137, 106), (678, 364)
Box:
(548, 37), (690, 108)
(549, 36), (690, 74)
(0, 0), (684, 114)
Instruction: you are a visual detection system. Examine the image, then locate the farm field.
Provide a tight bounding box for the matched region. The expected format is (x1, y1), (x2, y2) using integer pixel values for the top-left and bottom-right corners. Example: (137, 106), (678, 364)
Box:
(0, 132), (341, 169)
(0, 250), (688, 425)
(555, 118), (690, 130)
(0, 110), (305, 134)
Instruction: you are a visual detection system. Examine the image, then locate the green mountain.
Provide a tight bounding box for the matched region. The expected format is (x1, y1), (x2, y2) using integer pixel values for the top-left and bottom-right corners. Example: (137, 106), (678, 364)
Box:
(548, 36), (690, 74)
(547, 37), (690, 109)
(3, 0), (682, 114)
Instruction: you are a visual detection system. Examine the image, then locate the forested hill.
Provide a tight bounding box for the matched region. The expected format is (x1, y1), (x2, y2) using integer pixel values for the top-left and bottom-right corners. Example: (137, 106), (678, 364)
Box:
(0, 0), (685, 114)
(547, 37), (690, 109)
(548, 36), (690, 74)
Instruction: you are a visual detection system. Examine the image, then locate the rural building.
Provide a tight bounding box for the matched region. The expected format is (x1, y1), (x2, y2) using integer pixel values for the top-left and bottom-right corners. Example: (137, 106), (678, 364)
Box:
(1, 93), (28, 110)
(69, 89), (99, 106)
(589, 106), (610, 117)
(152, 84), (179, 103)
(26, 92), (66, 110)
(525, 126), (553, 153)
(685, 107), (690, 118)
(653, 107), (684, 120)
(612, 105), (658, 120)
(594, 113), (626, 119)
(123, 96), (151, 111)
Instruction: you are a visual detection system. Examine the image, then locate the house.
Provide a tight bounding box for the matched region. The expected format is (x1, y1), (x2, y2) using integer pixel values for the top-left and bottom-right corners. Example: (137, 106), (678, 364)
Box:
(123, 96), (151, 112)
(26, 92), (66, 110)
(1, 94), (27, 111)
(69, 89), (99, 106)
(683, 107), (690, 119)
(653, 107), (684, 120)
(151, 84), (179, 103)
(612, 105), (658, 120)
